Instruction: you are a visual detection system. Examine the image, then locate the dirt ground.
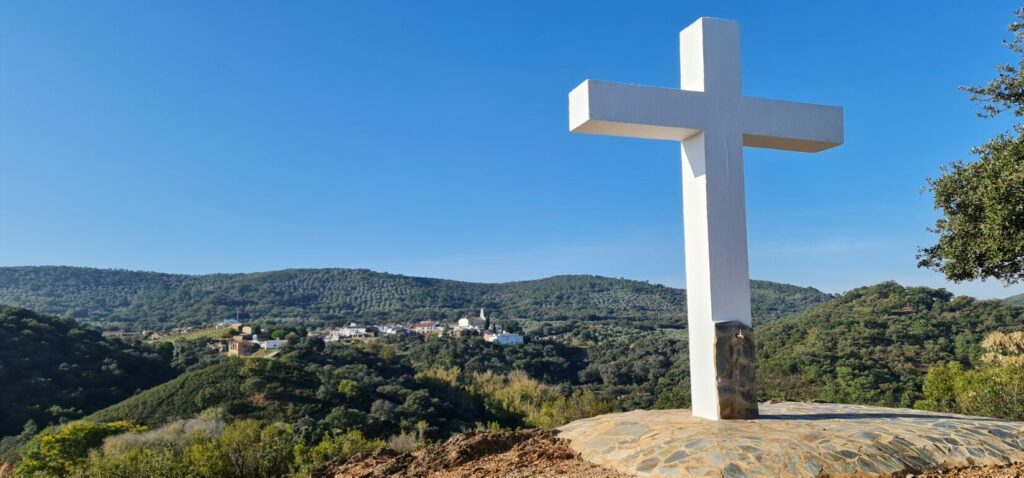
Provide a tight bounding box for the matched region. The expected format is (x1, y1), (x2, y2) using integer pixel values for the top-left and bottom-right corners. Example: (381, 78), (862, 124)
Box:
(917, 462), (1024, 478)
(312, 429), (625, 478)
(314, 428), (1024, 478)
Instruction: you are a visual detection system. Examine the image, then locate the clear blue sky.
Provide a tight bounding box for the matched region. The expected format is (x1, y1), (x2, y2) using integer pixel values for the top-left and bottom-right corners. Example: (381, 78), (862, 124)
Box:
(2, 1), (1023, 298)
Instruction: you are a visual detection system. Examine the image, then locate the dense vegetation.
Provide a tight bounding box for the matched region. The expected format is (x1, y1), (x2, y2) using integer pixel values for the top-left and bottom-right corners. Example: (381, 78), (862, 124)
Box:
(1005, 292), (1024, 305)
(0, 306), (175, 438)
(5, 278), (1024, 476)
(83, 337), (610, 442)
(757, 282), (1024, 407)
(15, 417), (385, 477)
(917, 331), (1024, 420)
(6, 280), (1023, 446)
(919, 9), (1024, 285)
(0, 266), (831, 329)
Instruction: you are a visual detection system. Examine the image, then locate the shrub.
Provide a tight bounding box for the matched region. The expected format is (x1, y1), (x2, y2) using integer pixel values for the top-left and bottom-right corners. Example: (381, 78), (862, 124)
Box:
(917, 331), (1024, 420)
(16, 421), (145, 477)
(294, 430), (385, 474)
(981, 331), (1024, 366)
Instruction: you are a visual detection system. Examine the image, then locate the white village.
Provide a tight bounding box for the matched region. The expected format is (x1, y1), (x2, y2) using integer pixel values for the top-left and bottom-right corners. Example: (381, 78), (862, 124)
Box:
(192, 308), (524, 358)
(319, 308), (523, 345)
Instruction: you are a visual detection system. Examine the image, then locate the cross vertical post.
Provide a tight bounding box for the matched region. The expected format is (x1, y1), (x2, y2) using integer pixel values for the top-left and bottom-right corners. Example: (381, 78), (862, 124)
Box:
(679, 18), (755, 421)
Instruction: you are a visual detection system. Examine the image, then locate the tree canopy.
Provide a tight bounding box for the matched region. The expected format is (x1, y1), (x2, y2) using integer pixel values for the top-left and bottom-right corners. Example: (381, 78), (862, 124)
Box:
(0, 266), (830, 328)
(0, 306), (175, 437)
(920, 9), (1024, 284)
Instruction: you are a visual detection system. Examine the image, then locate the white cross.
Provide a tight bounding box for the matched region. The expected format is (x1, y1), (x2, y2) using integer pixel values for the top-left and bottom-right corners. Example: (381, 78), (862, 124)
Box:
(568, 17), (843, 420)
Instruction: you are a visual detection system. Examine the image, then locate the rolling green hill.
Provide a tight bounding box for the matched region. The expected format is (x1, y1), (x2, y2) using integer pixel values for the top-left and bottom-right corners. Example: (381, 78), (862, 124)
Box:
(83, 340), (520, 441)
(757, 281), (1024, 407)
(13, 280), (1024, 460)
(84, 360), (248, 427)
(1004, 292), (1024, 305)
(0, 266), (831, 328)
(78, 282), (1024, 434)
(0, 306), (176, 437)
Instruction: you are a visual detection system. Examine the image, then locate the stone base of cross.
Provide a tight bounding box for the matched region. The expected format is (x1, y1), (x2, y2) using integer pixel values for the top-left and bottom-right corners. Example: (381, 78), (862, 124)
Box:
(568, 17), (843, 420)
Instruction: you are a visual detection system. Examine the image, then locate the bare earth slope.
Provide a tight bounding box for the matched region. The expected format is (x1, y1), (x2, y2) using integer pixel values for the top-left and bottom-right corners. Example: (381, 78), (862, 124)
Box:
(313, 430), (625, 478)
(927, 463), (1024, 477)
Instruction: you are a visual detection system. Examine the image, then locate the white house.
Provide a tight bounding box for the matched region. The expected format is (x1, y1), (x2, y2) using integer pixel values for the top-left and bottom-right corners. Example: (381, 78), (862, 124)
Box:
(484, 332), (524, 346)
(256, 339), (288, 350)
(324, 323), (378, 341)
(378, 325), (413, 336)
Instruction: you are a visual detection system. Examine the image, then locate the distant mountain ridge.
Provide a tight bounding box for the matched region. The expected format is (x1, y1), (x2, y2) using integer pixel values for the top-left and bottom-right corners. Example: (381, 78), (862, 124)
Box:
(0, 266), (832, 327)
(1005, 293), (1024, 305)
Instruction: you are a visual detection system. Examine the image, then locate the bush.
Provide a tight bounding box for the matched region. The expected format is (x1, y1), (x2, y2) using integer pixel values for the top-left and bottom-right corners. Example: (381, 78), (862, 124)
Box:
(14, 416), (384, 478)
(463, 370), (614, 429)
(294, 430), (385, 474)
(917, 331), (1024, 420)
(917, 362), (1024, 420)
(386, 423), (427, 453)
(101, 417), (225, 455)
(16, 421), (145, 477)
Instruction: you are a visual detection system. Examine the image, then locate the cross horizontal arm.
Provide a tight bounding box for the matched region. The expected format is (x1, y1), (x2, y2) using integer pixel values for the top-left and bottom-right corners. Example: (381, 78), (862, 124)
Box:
(741, 97), (843, 152)
(569, 80), (707, 141)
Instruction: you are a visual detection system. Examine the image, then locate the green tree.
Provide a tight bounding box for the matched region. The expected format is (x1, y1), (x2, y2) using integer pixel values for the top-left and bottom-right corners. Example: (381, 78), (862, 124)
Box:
(293, 430), (384, 474)
(216, 420), (299, 478)
(16, 421), (144, 477)
(915, 362), (962, 413)
(920, 9), (1024, 284)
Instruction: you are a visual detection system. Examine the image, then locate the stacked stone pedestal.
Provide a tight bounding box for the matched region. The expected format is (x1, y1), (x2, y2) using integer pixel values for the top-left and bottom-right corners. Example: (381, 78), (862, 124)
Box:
(714, 321), (758, 419)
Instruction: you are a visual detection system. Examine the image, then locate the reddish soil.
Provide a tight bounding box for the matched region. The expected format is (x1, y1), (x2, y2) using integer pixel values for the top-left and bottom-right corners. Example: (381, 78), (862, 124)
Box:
(919, 463), (1024, 478)
(313, 429), (625, 478)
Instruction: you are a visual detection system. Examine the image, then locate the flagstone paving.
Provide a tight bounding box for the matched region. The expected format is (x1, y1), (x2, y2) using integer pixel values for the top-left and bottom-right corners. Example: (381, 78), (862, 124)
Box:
(557, 402), (1024, 477)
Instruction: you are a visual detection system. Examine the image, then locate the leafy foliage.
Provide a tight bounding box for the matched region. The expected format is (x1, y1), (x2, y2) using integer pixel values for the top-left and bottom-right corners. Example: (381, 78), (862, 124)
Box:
(404, 335), (585, 384)
(417, 368), (614, 429)
(919, 128), (1024, 283)
(401, 282), (1024, 413)
(0, 306), (176, 437)
(6, 280), (1024, 475)
(980, 330), (1024, 365)
(84, 361), (256, 428)
(83, 337), (607, 443)
(0, 266), (831, 328)
(920, 9), (1024, 284)
(916, 330), (1024, 420)
(19, 417), (384, 478)
(756, 282), (1024, 407)
(15, 420), (144, 477)
(961, 8), (1024, 118)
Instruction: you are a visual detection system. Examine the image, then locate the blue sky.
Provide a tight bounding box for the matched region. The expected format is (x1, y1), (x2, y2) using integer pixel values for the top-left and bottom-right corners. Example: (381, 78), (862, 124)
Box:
(2, 1), (1023, 298)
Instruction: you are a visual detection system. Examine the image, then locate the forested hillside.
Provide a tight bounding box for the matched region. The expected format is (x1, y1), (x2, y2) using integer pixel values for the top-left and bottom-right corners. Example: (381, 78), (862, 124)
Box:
(0, 266), (831, 328)
(511, 282), (1024, 412)
(84, 338), (607, 441)
(6, 282), (1024, 475)
(1004, 292), (1024, 306)
(757, 281), (1024, 407)
(80, 282), (1024, 435)
(0, 306), (176, 437)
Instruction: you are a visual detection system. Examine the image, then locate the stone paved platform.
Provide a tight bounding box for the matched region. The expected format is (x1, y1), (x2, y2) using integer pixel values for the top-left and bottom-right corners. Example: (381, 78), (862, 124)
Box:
(557, 402), (1024, 477)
